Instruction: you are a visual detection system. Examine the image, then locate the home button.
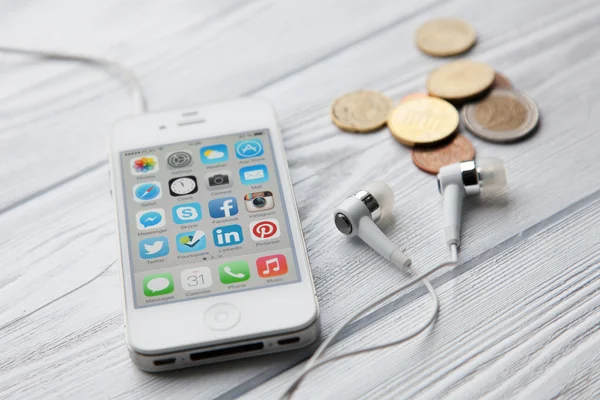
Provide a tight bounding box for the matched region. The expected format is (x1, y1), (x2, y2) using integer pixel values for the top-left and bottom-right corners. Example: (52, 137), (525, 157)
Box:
(204, 303), (240, 330)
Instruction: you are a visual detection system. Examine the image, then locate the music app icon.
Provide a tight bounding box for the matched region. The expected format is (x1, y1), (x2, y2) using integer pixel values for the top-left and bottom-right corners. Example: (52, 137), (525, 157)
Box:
(256, 254), (288, 278)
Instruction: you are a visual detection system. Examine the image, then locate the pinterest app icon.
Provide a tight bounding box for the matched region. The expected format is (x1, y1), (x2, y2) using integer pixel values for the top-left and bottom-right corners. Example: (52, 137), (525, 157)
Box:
(249, 219), (281, 241)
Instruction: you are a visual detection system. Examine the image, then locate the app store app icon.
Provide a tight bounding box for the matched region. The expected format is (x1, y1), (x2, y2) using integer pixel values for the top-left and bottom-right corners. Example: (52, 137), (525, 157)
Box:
(235, 139), (263, 159)
(172, 203), (202, 224)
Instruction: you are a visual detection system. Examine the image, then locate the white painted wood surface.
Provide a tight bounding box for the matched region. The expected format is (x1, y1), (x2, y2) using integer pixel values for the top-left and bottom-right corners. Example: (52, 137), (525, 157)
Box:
(1, 0), (600, 399)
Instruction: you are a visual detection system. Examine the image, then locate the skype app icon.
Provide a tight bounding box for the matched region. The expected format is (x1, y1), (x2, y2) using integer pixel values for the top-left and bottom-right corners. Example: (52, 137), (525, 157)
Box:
(172, 203), (202, 224)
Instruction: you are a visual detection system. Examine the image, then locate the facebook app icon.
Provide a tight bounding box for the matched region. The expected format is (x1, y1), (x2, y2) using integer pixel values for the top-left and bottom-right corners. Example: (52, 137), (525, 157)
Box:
(209, 197), (239, 218)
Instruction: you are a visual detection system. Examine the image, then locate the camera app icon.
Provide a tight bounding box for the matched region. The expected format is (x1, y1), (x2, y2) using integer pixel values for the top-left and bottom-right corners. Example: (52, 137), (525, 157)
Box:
(204, 170), (233, 190)
(244, 191), (275, 212)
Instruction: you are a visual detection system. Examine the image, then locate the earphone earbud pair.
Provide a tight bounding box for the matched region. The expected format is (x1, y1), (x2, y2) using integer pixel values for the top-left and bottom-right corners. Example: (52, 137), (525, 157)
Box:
(335, 157), (507, 261)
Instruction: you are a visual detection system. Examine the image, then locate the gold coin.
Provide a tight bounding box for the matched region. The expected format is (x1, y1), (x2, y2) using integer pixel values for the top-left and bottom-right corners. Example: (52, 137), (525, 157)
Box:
(427, 60), (495, 101)
(416, 18), (476, 57)
(330, 90), (393, 132)
(387, 97), (459, 147)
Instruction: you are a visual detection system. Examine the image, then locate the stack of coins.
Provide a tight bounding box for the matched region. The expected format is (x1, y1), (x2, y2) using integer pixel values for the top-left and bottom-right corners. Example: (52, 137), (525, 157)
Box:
(329, 18), (540, 175)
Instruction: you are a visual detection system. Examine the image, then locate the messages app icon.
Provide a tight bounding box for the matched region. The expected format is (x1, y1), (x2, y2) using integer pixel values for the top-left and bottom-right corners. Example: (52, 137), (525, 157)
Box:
(200, 144), (228, 164)
(139, 236), (169, 259)
(239, 165), (269, 185)
(143, 273), (174, 297)
(172, 203), (202, 224)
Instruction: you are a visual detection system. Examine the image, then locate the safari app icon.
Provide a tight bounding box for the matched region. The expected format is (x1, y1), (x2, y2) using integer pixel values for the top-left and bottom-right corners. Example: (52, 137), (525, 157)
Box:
(143, 273), (174, 297)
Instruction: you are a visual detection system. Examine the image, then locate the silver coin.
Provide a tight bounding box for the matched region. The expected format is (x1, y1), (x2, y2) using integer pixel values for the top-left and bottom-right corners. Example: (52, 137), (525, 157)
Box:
(461, 89), (539, 143)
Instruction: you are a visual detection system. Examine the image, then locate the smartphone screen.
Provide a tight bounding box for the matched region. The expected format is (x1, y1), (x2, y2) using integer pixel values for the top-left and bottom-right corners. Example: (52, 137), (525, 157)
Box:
(119, 130), (301, 308)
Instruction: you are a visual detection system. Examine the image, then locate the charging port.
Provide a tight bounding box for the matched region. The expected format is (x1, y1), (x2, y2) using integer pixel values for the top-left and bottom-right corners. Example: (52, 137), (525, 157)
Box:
(190, 342), (264, 361)
(153, 358), (176, 366)
(277, 337), (300, 346)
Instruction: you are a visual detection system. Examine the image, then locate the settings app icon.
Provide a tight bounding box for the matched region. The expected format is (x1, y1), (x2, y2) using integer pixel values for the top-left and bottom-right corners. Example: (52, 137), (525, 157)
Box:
(166, 151), (193, 169)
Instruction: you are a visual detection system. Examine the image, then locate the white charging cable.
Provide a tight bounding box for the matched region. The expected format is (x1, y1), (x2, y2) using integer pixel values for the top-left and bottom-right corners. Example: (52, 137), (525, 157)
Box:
(0, 46), (147, 114)
(281, 260), (456, 399)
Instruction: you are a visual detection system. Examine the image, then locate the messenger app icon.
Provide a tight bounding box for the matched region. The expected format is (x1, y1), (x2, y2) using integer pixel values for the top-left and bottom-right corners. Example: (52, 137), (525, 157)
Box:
(172, 203), (202, 224)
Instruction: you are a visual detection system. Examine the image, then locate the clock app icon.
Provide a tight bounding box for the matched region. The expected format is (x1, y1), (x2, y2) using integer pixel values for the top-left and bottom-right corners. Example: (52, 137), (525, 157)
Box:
(169, 176), (198, 197)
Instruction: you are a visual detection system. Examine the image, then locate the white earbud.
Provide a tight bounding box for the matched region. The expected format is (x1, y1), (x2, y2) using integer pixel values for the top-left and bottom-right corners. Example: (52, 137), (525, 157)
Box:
(437, 157), (507, 248)
(334, 182), (411, 269)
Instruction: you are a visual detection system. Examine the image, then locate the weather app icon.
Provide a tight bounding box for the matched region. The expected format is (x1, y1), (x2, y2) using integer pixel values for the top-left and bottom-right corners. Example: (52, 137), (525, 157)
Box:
(200, 144), (228, 164)
(235, 139), (264, 159)
(136, 209), (166, 230)
(133, 182), (162, 202)
(139, 236), (169, 259)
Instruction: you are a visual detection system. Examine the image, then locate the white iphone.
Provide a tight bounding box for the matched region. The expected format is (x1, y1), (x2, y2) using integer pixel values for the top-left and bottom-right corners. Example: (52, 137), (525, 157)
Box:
(107, 98), (319, 371)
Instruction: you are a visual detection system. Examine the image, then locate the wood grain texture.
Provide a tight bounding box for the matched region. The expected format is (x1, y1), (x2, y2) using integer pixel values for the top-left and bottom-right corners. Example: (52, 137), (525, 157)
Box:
(1, 0), (600, 399)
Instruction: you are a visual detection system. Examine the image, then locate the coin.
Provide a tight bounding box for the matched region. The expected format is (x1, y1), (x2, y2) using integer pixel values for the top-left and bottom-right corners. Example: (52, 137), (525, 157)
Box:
(427, 60), (495, 101)
(461, 88), (539, 143)
(387, 96), (459, 147)
(400, 93), (429, 103)
(416, 18), (476, 57)
(412, 134), (475, 174)
(493, 72), (512, 89)
(330, 90), (393, 132)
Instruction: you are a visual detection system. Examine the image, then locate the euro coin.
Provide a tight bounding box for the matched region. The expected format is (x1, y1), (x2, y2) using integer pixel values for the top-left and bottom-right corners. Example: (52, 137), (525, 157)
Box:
(416, 18), (476, 57)
(412, 134), (475, 174)
(331, 90), (393, 132)
(461, 88), (539, 143)
(387, 96), (459, 147)
(427, 60), (495, 101)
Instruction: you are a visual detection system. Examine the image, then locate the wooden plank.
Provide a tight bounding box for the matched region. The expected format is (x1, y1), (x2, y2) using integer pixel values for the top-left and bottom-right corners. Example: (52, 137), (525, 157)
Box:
(244, 192), (600, 399)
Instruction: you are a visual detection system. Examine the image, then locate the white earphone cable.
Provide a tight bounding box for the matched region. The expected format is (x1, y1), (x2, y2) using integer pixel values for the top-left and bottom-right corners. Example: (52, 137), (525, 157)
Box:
(281, 260), (456, 399)
(450, 244), (458, 262)
(0, 46), (147, 114)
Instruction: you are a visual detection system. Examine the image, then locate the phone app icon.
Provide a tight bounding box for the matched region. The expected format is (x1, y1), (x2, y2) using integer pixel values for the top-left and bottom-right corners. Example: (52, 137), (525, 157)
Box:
(239, 164), (269, 185)
(244, 191), (275, 212)
(136, 208), (166, 230)
(209, 197), (239, 218)
(130, 155), (159, 175)
(133, 182), (162, 202)
(204, 170), (233, 190)
(235, 139), (264, 159)
(219, 261), (250, 284)
(213, 225), (244, 247)
(139, 236), (169, 259)
(169, 175), (198, 196)
(176, 230), (207, 253)
(256, 254), (288, 278)
(143, 273), (174, 297)
(250, 219), (280, 241)
(200, 144), (228, 164)
(172, 203), (202, 224)
(166, 151), (193, 169)
(181, 267), (212, 290)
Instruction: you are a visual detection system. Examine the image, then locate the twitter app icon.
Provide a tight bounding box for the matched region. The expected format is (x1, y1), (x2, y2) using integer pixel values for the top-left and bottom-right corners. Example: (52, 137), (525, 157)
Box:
(200, 144), (228, 164)
(139, 236), (169, 259)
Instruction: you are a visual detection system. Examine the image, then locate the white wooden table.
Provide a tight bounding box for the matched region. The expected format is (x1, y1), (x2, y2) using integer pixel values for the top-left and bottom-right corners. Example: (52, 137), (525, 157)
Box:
(2, 0), (600, 399)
